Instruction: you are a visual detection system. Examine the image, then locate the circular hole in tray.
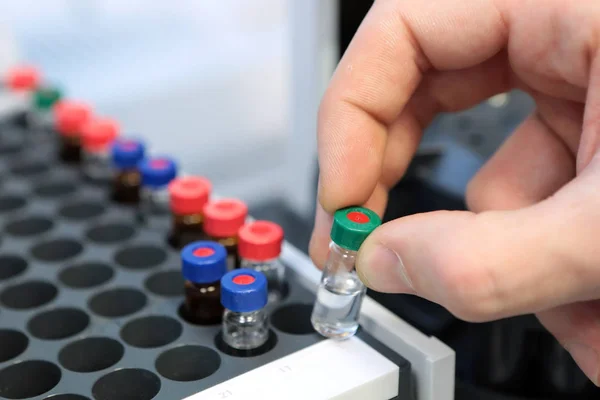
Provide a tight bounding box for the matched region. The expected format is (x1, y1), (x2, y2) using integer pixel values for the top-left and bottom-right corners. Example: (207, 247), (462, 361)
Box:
(215, 329), (278, 358)
(31, 238), (83, 262)
(0, 329), (29, 362)
(59, 337), (124, 373)
(88, 288), (147, 318)
(155, 345), (221, 382)
(0, 360), (61, 399)
(0, 255), (27, 281)
(86, 223), (136, 244)
(44, 395), (90, 400)
(114, 245), (167, 270)
(5, 216), (54, 237)
(120, 316), (182, 348)
(34, 181), (77, 198)
(0, 195), (26, 213)
(144, 269), (183, 297)
(59, 262), (114, 289)
(28, 307), (90, 340)
(11, 161), (49, 177)
(0, 140), (24, 155)
(271, 303), (315, 335)
(0, 280), (58, 310)
(92, 369), (161, 400)
(59, 202), (105, 221)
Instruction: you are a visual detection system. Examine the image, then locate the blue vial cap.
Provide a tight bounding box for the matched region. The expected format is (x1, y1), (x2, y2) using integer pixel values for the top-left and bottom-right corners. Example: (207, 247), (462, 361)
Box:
(221, 269), (268, 313)
(111, 138), (145, 169)
(139, 156), (177, 188)
(181, 241), (228, 284)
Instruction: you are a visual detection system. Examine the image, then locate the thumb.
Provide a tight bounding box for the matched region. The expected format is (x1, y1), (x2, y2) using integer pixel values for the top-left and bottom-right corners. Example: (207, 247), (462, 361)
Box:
(355, 172), (600, 322)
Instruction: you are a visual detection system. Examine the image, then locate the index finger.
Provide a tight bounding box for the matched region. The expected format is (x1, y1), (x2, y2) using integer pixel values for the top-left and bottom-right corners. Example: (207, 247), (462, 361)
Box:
(317, 0), (508, 213)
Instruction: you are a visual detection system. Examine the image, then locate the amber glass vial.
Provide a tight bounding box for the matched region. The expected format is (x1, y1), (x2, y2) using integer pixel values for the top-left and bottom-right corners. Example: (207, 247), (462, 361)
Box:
(110, 138), (146, 204)
(167, 176), (212, 249)
(181, 241), (228, 325)
(54, 100), (92, 163)
(203, 198), (249, 271)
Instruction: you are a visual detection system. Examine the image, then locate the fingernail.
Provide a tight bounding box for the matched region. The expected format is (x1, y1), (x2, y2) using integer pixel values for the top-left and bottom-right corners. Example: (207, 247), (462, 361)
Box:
(565, 343), (600, 385)
(358, 245), (414, 293)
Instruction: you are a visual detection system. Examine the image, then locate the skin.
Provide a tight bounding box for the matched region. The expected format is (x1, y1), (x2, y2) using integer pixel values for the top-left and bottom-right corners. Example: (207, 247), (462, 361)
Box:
(309, 0), (600, 385)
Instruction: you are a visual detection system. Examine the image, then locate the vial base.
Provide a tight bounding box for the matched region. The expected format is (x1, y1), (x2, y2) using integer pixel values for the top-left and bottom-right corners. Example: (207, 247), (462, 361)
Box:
(181, 281), (223, 325)
(311, 277), (365, 340)
(59, 140), (81, 163)
(111, 171), (141, 205)
(222, 310), (269, 350)
(111, 182), (140, 204)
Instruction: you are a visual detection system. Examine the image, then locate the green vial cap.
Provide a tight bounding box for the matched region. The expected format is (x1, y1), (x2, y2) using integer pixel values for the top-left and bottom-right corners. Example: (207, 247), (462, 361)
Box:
(330, 206), (381, 251)
(33, 86), (62, 110)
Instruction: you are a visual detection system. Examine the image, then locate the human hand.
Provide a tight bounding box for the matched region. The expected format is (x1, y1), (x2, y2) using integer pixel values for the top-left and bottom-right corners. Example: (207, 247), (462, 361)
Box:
(309, 0), (600, 385)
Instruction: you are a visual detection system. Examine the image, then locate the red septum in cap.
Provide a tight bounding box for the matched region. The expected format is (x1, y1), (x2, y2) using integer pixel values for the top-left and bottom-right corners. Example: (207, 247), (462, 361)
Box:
(5, 65), (40, 91)
(202, 199), (248, 238)
(238, 220), (284, 261)
(168, 176), (212, 215)
(81, 117), (119, 151)
(54, 101), (92, 136)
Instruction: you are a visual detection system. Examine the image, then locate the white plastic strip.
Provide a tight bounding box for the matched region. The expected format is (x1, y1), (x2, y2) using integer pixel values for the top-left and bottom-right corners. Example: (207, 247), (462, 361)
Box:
(186, 337), (399, 400)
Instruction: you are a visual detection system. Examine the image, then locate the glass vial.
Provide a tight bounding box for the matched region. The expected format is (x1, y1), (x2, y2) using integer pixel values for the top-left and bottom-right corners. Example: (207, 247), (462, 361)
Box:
(54, 100), (93, 164)
(202, 199), (248, 271)
(238, 220), (286, 305)
(81, 117), (119, 183)
(138, 156), (178, 225)
(110, 138), (146, 204)
(29, 86), (62, 135)
(181, 241), (228, 325)
(311, 206), (381, 340)
(221, 268), (269, 350)
(167, 176), (212, 249)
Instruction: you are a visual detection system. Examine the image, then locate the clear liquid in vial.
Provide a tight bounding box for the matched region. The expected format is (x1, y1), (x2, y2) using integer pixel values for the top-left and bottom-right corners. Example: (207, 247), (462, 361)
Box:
(311, 273), (366, 340)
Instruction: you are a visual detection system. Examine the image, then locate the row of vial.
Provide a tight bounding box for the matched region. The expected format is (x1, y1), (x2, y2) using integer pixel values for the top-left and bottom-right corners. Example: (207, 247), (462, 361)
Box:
(2, 65), (384, 342)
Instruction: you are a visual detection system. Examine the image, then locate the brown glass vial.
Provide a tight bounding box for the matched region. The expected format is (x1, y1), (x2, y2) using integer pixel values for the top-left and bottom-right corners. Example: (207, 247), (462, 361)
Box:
(54, 100), (92, 164)
(109, 139), (146, 204)
(167, 176), (212, 249)
(181, 241), (228, 325)
(202, 198), (249, 271)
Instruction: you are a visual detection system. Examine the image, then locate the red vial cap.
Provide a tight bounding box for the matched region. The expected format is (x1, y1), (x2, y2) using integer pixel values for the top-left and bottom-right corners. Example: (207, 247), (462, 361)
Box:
(54, 101), (92, 136)
(168, 176), (212, 215)
(5, 65), (40, 91)
(203, 199), (248, 238)
(81, 117), (119, 151)
(238, 220), (284, 261)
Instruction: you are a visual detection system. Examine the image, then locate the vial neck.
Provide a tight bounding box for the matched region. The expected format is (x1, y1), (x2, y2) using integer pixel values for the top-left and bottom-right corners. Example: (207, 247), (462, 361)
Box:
(173, 212), (204, 227)
(241, 256), (279, 267)
(225, 309), (264, 320)
(209, 235), (238, 248)
(329, 241), (357, 261)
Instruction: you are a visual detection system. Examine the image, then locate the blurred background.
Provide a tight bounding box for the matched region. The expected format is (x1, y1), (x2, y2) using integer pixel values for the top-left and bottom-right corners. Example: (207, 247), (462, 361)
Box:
(0, 1), (598, 399)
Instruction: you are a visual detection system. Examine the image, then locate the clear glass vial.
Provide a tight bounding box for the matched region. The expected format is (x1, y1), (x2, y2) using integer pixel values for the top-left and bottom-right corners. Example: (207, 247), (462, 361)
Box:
(138, 156), (178, 223)
(110, 138), (146, 204)
(238, 220), (286, 305)
(311, 206), (381, 340)
(221, 269), (269, 350)
(203, 199), (248, 271)
(81, 117), (119, 183)
(167, 176), (212, 249)
(181, 241), (228, 325)
(54, 100), (92, 164)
